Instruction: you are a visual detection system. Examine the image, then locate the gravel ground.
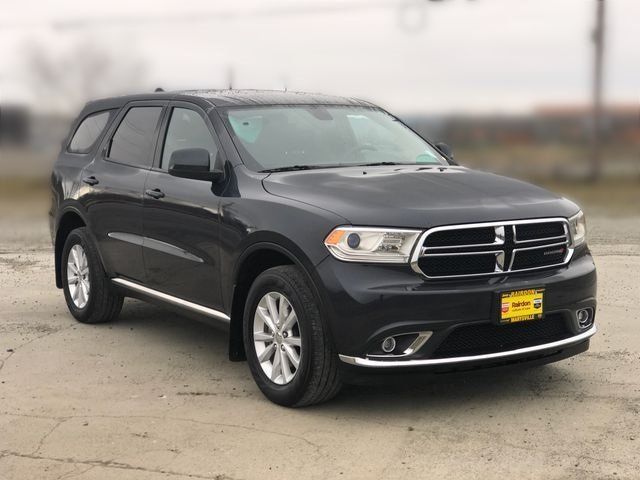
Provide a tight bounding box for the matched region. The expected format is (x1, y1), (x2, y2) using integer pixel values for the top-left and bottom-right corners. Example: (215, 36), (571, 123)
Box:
(0, 208), (639, 480)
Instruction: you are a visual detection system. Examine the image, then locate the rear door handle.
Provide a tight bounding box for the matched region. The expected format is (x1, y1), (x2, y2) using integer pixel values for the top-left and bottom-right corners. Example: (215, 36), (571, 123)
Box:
(145, 188), (165, 199)
(82, 176), (99, 186)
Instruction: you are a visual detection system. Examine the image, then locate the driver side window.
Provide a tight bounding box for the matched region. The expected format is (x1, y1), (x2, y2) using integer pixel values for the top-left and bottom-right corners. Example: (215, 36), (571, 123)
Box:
(161, 108), (219, 170)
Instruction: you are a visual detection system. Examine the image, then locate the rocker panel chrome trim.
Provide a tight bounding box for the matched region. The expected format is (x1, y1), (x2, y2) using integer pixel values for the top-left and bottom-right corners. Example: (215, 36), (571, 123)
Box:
(111, 278), (230, 322)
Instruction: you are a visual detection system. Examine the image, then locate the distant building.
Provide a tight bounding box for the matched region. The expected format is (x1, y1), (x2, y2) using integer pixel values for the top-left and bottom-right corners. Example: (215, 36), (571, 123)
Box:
(0, 105), (30, 145)
(0, 104), (72, 151)
(534, 104), (640, 145)
(406, 104), (640, 147)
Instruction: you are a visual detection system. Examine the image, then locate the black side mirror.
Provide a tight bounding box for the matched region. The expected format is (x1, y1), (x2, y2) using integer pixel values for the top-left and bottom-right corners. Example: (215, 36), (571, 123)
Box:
(435, 142), (455, 162)
(168, 148), (223, 182)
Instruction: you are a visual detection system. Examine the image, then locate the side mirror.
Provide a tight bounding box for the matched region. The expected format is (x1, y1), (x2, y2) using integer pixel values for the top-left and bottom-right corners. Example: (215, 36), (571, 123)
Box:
(168, 148), (223, 182)
(435, 142), (455, 162)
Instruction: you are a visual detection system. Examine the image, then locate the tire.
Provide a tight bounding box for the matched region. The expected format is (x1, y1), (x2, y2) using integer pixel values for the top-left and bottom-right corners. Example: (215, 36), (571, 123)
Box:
(61, 227), (123, 324)
(243, 265), (342, 407)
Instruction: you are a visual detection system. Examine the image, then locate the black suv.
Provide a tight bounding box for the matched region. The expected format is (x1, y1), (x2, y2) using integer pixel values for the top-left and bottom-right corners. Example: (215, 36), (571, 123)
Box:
(50, 90), (597, 406)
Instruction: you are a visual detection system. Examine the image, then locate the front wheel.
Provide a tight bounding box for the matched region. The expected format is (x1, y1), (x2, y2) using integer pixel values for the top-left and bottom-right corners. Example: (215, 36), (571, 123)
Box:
(243, 266), (341, 407)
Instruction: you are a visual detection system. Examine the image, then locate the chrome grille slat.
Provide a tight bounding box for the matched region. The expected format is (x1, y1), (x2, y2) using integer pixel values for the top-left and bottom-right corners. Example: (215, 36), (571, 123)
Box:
(513, 234), (568, 244)
(421, 225), (506, 252)
(411, 218), (573, 279)
(513, 222), (569, 244)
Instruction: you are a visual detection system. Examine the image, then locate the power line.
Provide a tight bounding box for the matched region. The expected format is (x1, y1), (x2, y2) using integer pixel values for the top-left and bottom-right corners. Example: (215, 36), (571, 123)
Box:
(0, 0), (471, 31)
(0, 1), (415, 30)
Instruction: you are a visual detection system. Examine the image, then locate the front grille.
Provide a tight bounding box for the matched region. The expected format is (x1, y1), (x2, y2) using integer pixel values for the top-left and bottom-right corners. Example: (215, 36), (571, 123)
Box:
(511, 244), (568, 270)
(412, 219), (571, 279)
(425, 227), (496, 247)
(515, 222), (565, 242)
(418, 253), (497, 277)
(432, 314), (572, 358)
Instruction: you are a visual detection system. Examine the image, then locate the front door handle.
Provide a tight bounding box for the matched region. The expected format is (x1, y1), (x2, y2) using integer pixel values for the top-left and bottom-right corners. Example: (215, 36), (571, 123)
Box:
(145, 188), (165, 199)
(82, 176), (99, 186)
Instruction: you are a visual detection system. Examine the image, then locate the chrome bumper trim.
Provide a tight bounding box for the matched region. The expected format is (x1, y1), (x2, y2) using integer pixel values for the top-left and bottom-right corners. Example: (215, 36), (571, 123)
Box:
(338, 325), (596, 368)
(112, 278), (230, 322)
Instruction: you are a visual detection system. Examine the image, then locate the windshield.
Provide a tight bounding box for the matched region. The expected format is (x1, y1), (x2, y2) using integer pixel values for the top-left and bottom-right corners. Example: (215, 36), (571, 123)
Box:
(221, 106), (447, 172)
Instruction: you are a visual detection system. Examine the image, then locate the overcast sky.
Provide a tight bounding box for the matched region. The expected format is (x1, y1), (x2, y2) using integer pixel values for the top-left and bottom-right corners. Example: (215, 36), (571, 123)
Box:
(1, 0), (638, 114)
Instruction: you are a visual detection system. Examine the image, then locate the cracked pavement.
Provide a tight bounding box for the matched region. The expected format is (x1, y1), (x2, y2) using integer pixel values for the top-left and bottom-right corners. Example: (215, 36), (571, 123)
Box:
(1, 210), (639, 480)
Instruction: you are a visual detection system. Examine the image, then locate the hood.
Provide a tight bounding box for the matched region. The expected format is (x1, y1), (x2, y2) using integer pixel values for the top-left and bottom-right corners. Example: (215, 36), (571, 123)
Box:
(262, 165), (579, 228)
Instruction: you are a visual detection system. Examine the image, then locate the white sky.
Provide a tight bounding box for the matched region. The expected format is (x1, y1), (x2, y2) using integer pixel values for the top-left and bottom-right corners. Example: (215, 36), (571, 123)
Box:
(1, 0), (638, 114)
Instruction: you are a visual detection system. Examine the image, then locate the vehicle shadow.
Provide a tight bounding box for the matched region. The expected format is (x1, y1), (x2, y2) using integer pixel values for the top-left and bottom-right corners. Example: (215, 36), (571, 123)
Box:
(318, 354), (588, 421)
(114, 299), (582, 414)
(330, 365), (567, 411)
(110, 299), (246, 376)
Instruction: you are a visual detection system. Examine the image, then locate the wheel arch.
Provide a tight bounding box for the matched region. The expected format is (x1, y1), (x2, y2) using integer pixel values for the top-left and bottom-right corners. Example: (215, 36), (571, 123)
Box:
(54, 208), (88, 288)
(228, 240), (331, 362)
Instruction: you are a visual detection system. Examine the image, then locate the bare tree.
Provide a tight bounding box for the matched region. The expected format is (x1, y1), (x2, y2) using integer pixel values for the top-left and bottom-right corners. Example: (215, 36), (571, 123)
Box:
(21, 39), (147, 114)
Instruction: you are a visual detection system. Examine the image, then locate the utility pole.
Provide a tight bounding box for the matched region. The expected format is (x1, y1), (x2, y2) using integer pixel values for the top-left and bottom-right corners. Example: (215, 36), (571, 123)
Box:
(227, 65), (234, 90)
(590, 0), (606, 181)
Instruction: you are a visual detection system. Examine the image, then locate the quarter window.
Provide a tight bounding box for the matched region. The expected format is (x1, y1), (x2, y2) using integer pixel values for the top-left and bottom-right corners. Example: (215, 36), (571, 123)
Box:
(161, 108), (219, 170)
(108, 107), (162, 168)
(68, 110), (113, 153)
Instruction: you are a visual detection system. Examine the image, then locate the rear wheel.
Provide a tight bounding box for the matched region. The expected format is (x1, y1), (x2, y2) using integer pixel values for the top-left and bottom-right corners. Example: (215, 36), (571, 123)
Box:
(61, 227), (123, 324)
(243, 265), (341, 407)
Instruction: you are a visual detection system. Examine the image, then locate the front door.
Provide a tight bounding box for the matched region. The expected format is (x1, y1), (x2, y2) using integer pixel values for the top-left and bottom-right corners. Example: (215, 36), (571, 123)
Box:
(142, 102), (225, 310)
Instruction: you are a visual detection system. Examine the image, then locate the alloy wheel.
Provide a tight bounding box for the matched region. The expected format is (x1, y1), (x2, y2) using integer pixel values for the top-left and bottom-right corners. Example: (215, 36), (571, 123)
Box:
(253, 291), (302, 385)
(67, 244), (90, 309)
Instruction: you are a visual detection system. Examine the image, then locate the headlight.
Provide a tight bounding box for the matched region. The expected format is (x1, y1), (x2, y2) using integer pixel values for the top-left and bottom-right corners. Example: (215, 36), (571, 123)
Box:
(568, 210), (587, 247)
(324, 226), (422, 263)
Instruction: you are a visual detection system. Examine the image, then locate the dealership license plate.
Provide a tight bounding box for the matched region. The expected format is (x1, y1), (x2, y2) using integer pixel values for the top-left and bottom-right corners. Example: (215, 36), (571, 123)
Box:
(500, 288), (545, 324)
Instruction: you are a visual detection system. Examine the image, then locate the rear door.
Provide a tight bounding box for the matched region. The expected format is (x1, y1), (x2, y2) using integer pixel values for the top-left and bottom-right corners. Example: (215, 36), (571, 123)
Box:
(141, 101), (225, 309)
(53, 108), (116, 238)
(84, 101), (166, 282)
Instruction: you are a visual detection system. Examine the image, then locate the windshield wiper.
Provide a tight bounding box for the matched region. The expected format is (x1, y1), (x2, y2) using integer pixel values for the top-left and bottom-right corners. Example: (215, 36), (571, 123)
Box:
(260, 162), (410, 173)
(260, 164), (346, 173)
(354, 161), (405, 167)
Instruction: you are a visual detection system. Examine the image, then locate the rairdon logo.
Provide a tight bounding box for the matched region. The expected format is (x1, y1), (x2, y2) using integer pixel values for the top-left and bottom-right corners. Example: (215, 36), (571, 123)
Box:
(543, 248), (565, 256)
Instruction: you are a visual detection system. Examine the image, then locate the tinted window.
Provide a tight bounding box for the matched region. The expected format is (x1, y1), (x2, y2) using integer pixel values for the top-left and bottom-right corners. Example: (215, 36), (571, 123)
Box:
(68, 110), (112, 153)
(109, 107), (162, 168)
(161, 108), (219, 170)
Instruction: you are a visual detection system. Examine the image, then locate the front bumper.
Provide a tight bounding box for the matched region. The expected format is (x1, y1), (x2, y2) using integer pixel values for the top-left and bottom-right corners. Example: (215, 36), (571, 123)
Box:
(339, 325), (596, 368)
(314, 246), (597, 371)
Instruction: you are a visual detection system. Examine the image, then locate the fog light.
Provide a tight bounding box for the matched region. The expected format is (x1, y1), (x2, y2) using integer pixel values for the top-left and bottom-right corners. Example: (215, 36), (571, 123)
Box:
(381, 336), (396, 353)
(576, 308), (593, 329)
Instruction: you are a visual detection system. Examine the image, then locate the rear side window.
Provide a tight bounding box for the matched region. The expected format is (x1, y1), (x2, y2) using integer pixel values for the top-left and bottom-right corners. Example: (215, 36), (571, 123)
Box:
(68, 110), (113, 153)
(108, 107), (162, 168)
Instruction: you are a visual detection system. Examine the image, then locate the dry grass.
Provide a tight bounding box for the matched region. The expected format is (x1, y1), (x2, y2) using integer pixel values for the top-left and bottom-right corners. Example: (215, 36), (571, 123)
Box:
(537, 178), (640, 215)
(1, 175), (638, 217)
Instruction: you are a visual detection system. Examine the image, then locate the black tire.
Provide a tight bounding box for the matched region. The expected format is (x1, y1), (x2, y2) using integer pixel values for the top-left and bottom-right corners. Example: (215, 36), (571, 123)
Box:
(61, 227), (123, 324)
(243, 265), (342, 407)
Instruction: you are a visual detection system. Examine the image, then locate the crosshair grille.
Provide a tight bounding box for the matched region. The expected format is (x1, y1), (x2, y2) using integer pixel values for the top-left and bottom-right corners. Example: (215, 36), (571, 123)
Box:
(412, 219), (572, 279)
